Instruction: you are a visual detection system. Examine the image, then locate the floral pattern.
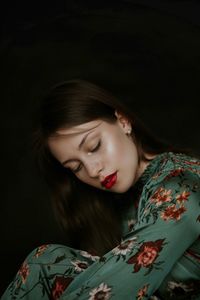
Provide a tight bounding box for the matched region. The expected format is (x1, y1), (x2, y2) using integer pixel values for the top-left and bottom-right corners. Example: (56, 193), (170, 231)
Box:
(71, 259), (89, 272)
(2, 152), (200, 300)
(128, 218), (136, 231)
(79, 250), (100, 261)
(51, 276), (74, 300)
(33, 244), (49, 258)
(127, 239), (165, 273)
(143, 163), (196, 224)
(160, 204), (186, 221)
(166, 279), (200, 298)
(17, 261), (29, 284)
(137, 284), (149, 299)
(112, 238), (137, 258)
(150, 188), (172, 206)
(89, 283), (112, 300)
(176, 191), (190, 204)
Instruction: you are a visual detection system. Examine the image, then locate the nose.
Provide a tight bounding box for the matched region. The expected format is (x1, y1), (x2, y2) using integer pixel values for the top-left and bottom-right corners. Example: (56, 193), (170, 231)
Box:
(85, 160), (103, 178)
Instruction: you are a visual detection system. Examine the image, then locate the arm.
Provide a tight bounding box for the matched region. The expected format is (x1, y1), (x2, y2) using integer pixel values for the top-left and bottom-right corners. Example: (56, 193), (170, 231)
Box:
(1, 245), (76, 300)
(61, 169), (200, 299)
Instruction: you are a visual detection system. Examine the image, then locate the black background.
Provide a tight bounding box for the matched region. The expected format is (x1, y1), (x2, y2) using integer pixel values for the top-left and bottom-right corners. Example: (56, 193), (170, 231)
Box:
(1, 0), (200, 295)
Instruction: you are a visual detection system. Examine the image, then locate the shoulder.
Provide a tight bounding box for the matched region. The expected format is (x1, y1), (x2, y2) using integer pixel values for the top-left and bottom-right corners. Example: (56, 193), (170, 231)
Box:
(145, 152), (200, 199)
(166, 152), (200, 172)
(138, 152), (200, 224)
(148, 152), (200, 187)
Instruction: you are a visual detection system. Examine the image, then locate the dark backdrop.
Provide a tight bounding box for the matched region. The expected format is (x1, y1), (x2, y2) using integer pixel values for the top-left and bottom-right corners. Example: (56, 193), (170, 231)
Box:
(1, 0), (200, 295)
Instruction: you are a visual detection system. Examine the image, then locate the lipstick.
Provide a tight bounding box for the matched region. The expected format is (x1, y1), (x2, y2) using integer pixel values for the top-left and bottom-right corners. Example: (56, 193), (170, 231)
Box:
(101, 172), (117, 189)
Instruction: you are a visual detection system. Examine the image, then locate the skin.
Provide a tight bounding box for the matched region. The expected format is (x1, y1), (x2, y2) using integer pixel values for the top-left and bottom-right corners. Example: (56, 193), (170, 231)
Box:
(48, 111), (154, 193)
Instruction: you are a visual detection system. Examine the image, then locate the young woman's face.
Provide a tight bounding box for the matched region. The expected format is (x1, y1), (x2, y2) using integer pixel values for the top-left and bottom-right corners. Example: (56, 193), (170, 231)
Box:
(48, 112), (148, 193)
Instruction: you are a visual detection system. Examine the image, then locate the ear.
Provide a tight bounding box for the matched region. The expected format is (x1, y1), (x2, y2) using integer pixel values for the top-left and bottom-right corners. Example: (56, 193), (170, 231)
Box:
(114, 110), (132, 133)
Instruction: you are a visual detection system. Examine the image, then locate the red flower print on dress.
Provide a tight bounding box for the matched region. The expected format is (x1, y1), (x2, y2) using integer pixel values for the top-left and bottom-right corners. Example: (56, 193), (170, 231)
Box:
(161, 205), (186, 221)
(71, 260), (89, 272)
(137, 284), (149, 300)
(127, 239), (165, 273)
(34, 244), (49, 258)
(17, 261), (29, 284)
(183, 159), (200, 166)
(176, 191), (190, 204)
(150, 187), (172, 206)
(51, 276), (73, 300)
(89, 283), (112, 300)
(166, 168), (184, 179)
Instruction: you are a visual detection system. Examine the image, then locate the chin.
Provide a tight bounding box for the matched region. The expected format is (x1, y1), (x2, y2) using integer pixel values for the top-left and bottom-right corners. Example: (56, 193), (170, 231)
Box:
(115, 187), (131, 194)
(113, 182), (133, 194)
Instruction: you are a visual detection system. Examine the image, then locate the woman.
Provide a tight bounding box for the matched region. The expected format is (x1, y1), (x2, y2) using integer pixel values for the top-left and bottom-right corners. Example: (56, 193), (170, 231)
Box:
(2, 80), (200, 299)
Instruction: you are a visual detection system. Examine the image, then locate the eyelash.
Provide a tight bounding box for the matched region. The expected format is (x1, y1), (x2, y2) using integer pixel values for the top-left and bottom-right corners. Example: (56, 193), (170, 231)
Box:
(72, 140), (101, 173)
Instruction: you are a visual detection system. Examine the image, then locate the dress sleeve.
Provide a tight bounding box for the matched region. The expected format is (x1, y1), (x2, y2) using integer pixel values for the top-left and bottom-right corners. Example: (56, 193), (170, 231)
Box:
(1, 260), (50, 300)
(1, 244), (76, 300)
(61, 169), (200, 299)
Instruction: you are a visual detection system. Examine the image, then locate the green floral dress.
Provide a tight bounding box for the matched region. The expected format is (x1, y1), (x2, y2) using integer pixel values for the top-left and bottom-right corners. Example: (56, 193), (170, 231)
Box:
(1, 152), (200, 300)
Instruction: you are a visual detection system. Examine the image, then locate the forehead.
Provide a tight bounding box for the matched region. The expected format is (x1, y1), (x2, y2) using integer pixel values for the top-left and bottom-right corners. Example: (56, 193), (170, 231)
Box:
(55, 120), (102, 136)
(47, 120), (103, 153)
(47, 120), (105, 161)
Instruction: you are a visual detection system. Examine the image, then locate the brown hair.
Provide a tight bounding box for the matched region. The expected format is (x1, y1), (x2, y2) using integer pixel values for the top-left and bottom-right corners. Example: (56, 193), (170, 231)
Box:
(33, 79), (175, 256)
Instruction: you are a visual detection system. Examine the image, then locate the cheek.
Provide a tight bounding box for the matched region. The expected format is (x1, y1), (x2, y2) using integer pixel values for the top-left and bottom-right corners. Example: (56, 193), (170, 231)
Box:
(103, 135), (122, 162)
(105, 133), (133, 160)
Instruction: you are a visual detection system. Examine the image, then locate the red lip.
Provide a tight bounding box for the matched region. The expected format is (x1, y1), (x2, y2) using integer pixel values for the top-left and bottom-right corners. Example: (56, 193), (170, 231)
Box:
(101, 172), (117, 189)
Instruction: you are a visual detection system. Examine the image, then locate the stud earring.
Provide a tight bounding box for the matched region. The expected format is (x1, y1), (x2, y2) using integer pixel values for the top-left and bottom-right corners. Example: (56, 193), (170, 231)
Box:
(126, 128), (132, 135)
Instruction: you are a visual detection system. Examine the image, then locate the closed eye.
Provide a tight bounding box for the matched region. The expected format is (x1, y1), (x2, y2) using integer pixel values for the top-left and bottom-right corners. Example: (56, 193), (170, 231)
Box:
(72, 141), (101, 173)
(72, 164), (82, 173)
(91, 140), (101, 152)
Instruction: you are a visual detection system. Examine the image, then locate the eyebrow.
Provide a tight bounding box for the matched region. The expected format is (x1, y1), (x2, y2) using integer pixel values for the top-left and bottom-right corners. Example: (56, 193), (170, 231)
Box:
(62, 123), (101, 166)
